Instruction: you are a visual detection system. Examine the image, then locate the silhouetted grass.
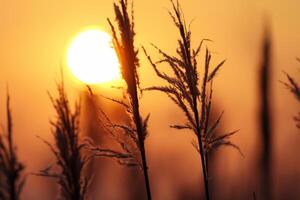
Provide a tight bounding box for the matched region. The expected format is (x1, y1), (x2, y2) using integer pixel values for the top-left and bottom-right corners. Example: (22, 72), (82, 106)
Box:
(36, 82), (93, 200)
(258, 26), (272, 200)
(282, 58), (300, 128)
(143, 1), (239, 199)
(0, 92), (26, 200)
(88, 0), (152, 199)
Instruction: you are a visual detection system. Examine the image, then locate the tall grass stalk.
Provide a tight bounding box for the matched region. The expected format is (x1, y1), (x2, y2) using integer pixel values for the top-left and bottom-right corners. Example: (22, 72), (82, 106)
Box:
(36, 82), (93, 200)
(94, 0), (152, 199)
(0, 92), (25, 200)
(143, 1), (239, 199)
(258, 27), (272, 200)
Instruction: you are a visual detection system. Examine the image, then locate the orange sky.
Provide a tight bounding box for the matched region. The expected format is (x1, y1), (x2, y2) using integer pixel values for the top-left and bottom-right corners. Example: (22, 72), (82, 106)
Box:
(0, 0), (299, 199)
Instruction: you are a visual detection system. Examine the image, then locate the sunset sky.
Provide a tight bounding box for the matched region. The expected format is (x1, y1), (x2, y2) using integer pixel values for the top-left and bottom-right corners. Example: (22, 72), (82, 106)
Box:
(0, 0), (299, 199)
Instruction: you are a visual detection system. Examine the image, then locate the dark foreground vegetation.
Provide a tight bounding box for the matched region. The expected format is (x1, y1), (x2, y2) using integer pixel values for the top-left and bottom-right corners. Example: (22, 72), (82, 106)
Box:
(0, 0), (299, 200)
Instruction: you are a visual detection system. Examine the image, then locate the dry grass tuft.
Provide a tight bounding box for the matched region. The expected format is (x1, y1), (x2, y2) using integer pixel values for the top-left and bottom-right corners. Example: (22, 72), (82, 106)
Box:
(35, 82), (93, 200)
(143, 1), (240, 199)
(0, 92), (26, 200)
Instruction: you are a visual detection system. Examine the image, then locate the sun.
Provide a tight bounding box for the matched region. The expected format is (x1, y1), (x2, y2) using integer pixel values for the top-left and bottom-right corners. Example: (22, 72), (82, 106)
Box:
(67, 29), (120, 84)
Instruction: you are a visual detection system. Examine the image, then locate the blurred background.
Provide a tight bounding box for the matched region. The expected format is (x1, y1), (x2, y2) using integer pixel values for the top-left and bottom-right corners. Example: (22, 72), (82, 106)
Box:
(0, 0), (299, 199)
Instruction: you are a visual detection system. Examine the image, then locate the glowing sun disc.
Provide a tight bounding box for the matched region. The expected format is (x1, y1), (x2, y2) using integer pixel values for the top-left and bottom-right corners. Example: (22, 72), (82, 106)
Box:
(67, 29), (120, 84)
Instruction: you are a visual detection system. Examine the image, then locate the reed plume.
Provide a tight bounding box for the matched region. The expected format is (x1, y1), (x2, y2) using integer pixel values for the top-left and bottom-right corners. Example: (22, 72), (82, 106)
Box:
(36, 82), (93, 200)
(143, 1), (239, 199)
(0, 93), (26, 200)
(89, 0), (152, 199)
(282, 58), (300, 128)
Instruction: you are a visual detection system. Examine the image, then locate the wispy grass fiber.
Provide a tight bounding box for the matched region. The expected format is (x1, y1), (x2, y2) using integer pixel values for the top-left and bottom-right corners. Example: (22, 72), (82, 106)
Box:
(282, 58), (300, 128)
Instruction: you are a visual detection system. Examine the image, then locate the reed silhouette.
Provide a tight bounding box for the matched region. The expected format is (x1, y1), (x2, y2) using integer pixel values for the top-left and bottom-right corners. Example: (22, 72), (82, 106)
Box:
(36, 81), (93, 200)
(258, 25), (273, 200)
(0, 92), (25, 200)
(108, 0), (152, 195)
(88, 0), (152, 199)
(1, 0), (300, 199)
(143, 1), (239, 199)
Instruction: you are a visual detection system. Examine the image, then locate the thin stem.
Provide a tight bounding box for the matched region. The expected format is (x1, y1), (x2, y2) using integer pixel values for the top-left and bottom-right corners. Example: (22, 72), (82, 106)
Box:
(203, 82), (213, 180)
(131, 82), (152, 200)
(194, 50), (211, 200)
(139, 142), (152, 200)
(194, 99), (210, 200)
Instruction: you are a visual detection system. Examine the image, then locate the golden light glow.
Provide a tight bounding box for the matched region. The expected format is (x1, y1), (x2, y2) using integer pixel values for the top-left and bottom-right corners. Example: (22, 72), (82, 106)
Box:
(67, 29), (120, 84)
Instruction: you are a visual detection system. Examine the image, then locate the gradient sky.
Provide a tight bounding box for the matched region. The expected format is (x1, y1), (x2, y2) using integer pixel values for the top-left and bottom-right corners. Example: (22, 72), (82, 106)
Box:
(0, 0), (299, 199)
